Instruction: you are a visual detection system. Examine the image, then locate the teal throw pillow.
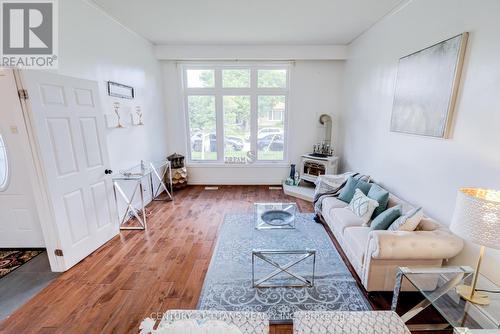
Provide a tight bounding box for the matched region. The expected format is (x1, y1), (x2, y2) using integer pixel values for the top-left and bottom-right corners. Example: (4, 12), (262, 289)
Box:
(338, 176), (372, 203)
(370, 205), (402, 231)
(368, 184), (390, 218)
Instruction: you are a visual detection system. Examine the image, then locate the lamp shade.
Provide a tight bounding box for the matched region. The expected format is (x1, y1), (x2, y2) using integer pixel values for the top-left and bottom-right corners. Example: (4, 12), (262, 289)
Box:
(450, 188), (500, 250)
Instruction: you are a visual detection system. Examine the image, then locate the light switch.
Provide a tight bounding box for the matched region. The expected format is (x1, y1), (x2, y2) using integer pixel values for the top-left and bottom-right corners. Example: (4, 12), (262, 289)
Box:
(10, 126), (18, 134)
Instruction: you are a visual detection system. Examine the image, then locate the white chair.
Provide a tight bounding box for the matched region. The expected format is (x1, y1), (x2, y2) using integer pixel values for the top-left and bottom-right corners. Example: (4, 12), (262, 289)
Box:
(293, 311), (410, 334)
(140, 310), (269, 334)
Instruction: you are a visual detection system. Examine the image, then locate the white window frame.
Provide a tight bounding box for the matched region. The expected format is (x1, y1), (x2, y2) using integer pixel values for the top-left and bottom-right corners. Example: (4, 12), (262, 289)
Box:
(181, 63), (290, 167)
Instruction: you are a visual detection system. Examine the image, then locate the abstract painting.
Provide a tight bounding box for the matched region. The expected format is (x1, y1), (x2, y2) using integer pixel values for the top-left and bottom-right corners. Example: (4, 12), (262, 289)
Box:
(391, 33), (468, 138)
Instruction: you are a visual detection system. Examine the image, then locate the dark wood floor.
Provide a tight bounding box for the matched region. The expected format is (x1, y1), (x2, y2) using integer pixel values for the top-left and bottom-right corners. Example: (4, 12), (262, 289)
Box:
(0, 185), (449, 333)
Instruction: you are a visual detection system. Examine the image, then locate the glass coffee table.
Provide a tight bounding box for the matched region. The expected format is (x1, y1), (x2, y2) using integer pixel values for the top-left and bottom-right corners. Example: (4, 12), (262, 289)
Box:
(392, 266), (500, 332)
(254, 202), (297, 229)
(251, 203), (316, 288)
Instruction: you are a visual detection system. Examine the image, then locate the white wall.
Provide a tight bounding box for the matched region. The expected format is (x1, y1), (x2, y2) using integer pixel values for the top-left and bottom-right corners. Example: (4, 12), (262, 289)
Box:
(58, 0), (167, 194)
(340, 0), (500, 283)
(162, 60), (344, 184)
(0, 0), (168, 248)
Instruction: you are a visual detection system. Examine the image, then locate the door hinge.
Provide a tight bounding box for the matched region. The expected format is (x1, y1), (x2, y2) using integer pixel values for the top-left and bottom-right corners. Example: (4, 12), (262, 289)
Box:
(18, 89), (29, 100)
(54, 249), (64, 256)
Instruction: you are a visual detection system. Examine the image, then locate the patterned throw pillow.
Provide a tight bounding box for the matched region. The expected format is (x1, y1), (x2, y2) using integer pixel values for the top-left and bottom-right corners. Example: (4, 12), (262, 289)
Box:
(348, 188), (380, 225)
(388, 207), (424, 232)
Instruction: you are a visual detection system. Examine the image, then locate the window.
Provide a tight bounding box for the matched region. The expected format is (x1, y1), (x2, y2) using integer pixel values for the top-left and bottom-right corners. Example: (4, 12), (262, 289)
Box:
(188, 96), (217, 160)
(183, 65), (289, 164)
(257, 69), (287, 88)
(258, 96), (285, 160)
(187, 69), (214, 88)
(0, 134), (9, 191)
(223, 69), (250, 88)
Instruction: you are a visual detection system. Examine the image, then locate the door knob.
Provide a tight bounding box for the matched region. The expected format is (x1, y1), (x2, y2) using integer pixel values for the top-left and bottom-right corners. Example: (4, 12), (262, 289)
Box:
(105, 169), (113, 175)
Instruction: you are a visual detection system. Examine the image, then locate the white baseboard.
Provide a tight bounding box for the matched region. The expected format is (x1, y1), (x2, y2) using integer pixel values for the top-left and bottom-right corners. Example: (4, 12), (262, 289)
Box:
(188, 178), (283, 185)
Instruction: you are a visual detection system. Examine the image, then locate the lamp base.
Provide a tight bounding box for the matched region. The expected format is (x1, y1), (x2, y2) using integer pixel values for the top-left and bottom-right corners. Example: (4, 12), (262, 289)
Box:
(456, 285), (490, 305)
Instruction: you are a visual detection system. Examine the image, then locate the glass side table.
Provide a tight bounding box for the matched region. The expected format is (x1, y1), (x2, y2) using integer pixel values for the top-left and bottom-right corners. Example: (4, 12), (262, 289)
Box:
(112, 160), (173, 230)
(392, 266), (500, 332)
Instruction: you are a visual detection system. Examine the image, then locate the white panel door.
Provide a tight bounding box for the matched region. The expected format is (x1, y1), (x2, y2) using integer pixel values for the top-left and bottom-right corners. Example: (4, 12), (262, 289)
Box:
(0, 69), (45, 247)
(22, 70), (117, 270)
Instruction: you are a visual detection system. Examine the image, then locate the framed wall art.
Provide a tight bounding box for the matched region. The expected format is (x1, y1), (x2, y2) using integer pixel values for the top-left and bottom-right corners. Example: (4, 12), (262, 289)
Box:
(390, 32), (468, 138)
(107, 81), (134, 99)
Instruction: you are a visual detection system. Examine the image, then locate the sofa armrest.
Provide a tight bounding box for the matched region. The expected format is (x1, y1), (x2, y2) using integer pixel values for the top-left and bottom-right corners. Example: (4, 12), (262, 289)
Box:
(367, 229), (464, 261)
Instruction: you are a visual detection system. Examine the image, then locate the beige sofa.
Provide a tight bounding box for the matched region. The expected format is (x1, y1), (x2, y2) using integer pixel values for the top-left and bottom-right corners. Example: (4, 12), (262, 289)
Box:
(321, 192), (464, 291)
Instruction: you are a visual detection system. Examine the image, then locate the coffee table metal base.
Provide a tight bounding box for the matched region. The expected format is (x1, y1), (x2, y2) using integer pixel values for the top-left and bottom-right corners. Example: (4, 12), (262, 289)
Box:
(252, 249), (316, 288)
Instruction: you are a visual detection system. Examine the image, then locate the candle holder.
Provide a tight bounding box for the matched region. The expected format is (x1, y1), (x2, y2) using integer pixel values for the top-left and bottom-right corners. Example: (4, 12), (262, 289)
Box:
(135, 106), (144, 126)
(113, 102), (124, 128)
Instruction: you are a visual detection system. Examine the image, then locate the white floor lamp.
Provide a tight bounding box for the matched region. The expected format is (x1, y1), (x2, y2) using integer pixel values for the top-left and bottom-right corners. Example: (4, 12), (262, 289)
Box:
(449, 188), (500, 305)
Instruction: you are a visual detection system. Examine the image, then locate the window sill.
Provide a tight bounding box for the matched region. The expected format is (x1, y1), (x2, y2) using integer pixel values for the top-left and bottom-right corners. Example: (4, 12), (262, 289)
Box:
(186, 162), (290, 168)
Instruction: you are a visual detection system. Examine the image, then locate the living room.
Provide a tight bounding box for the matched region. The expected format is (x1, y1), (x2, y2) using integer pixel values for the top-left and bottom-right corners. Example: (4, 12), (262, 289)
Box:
(0, 0), (499, 333)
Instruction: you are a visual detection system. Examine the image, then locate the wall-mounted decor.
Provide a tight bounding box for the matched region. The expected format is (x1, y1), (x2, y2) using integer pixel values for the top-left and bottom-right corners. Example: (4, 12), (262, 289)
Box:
(390, 32), (468, 138)
(107, 81), (134, 99)
(133, 106), (144, 126)
(112, 101), (125, 128)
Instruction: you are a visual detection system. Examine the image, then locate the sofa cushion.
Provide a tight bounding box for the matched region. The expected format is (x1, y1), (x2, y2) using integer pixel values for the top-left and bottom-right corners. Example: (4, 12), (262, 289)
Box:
(344, 226), (371, 269)
(338, 176), (372, 203)
(322, 197), (348, 217)
(367, 184), (390, 218)
(387, 194), (414, 214)
(348, 189), (379, 225)
(330, 208), (365, 235)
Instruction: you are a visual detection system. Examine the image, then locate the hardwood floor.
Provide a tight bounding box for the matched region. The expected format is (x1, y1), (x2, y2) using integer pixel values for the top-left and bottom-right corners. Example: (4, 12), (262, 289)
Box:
(0, 185), (312, 333)
(0, 185), (449, 334)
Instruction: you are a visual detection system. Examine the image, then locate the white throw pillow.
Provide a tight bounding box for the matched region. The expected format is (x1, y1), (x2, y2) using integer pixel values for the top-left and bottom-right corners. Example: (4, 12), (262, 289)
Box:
(388, 207), (424, 232)
(348, 188), (379, 225)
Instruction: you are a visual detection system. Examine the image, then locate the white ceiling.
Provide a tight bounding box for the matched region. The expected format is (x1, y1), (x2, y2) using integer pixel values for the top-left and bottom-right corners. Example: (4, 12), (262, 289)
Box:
(91, 0), (404, 45)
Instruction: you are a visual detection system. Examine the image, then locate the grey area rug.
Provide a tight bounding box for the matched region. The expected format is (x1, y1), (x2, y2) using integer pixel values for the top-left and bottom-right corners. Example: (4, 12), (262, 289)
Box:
(197, 213), (371, 323)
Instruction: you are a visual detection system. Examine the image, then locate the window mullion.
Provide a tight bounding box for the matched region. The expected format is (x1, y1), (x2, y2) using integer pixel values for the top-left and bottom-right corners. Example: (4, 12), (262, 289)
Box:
(250, 68), (258, 163)
(215, 69), (224, 163)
